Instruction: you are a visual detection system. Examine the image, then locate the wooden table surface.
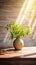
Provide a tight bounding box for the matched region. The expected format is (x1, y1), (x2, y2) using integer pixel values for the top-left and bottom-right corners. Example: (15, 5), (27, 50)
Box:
(0, 47), (36, 58)
(0, 47), (36, 65)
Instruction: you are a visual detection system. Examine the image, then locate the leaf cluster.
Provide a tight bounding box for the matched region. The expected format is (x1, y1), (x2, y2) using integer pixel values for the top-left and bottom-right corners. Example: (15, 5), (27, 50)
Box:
(7, 23), (32, 39)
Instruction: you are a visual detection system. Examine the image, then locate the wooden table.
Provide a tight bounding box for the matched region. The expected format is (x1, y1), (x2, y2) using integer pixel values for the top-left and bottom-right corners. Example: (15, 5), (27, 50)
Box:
(0, 47), (36, 65)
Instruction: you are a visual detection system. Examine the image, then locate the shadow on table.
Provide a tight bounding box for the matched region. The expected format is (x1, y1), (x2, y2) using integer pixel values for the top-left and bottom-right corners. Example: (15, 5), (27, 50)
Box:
(0, 48), (20, 55)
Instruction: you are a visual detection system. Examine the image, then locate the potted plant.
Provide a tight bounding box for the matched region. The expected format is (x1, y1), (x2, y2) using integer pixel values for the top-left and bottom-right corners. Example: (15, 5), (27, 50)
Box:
(7, 23), (32, 50)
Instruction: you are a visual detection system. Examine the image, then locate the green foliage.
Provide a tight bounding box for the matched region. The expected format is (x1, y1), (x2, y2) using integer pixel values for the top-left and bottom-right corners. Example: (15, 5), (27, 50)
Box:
(7, 23), (32, 39)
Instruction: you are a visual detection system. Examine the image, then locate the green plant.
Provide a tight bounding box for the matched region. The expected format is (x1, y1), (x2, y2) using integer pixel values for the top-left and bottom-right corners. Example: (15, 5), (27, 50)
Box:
(7, 23), (32, 39)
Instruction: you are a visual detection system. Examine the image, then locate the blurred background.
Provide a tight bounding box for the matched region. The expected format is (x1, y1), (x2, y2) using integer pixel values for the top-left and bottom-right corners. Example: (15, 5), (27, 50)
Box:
(0, 0), (36, 48)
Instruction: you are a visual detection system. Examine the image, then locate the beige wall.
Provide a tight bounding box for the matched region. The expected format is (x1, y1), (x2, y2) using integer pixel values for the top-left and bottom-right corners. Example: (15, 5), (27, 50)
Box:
(0, 0), (36, 47)
(0, 0), (24, 41)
